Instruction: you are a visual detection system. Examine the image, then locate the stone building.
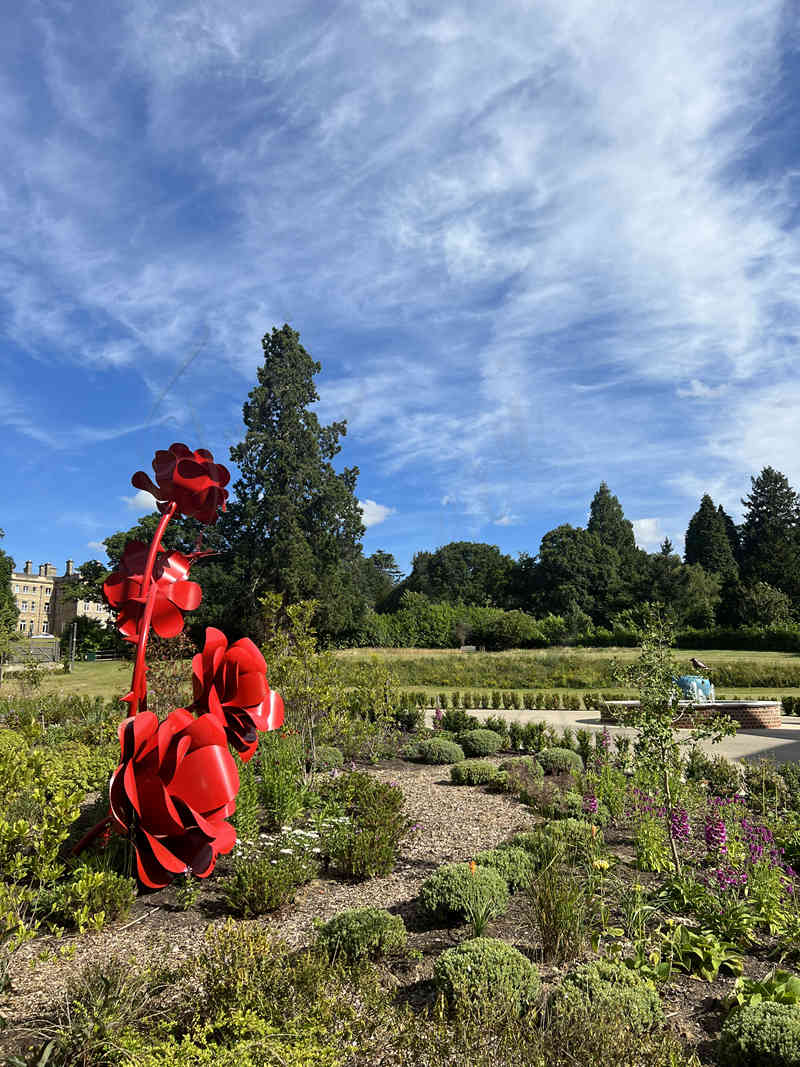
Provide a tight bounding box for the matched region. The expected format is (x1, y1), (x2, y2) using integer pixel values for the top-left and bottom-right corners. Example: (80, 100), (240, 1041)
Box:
(11, 559), (113, 637)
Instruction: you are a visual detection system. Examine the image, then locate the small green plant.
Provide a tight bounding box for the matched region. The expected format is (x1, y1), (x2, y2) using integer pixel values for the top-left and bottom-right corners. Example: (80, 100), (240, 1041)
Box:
(525, 836), (600, 963)
(231, 756), (260, 845)
(257, 729), (305, 829)
(314, 744), (344, 772)
(663, 922), (743, 981)
(538, 747), (584, 775)
(553, 959), (664, 1034)
(419, 862), (509, 925)
(635, 814), (672, 873)
(441, 707), (474, 733)
(37, 865), (135, 933)
(318, 771), (411, 879)
(223, 847), (319, 917)
(457, 728), (503, 757)
(174, 873), (200, 911)
(404, 738), (465, 764)
(727, 969), (800, 1011)
(474, 846), (534, 891)
(315, 907), (408, 962)
(433, 937), (541, 1020)
(450, 759), (500, 786)
(719, 1001), (800, 1066)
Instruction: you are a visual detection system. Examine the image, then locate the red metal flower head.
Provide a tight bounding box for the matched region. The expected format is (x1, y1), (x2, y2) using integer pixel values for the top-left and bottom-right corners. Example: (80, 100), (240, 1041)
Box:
(109, 709), (239, 889)
(191, 627), (284, 761)
(132, 443), (230, 525)
(103, 541), (202, 643)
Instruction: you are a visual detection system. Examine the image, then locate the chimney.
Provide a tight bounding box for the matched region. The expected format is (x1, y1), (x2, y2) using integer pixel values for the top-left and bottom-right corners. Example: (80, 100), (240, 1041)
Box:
(38, 564), (45, 576)
(65, 559), (74, 576)
(24, 560), (32, 575)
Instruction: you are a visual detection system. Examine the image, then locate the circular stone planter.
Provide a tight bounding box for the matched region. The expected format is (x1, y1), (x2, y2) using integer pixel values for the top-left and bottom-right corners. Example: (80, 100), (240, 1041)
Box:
(601, 700), (782, 730)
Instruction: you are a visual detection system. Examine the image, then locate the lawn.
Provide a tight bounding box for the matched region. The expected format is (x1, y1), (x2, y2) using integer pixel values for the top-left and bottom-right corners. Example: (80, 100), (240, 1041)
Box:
(0, 659), (131, 702)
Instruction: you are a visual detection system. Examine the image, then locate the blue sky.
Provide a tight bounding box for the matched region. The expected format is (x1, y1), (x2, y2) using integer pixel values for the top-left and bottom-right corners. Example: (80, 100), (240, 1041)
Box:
(2, 0), (799, 579)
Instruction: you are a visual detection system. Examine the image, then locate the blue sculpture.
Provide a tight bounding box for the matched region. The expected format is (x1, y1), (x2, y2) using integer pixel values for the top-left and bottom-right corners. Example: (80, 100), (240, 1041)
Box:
(674, 674), (715, 702)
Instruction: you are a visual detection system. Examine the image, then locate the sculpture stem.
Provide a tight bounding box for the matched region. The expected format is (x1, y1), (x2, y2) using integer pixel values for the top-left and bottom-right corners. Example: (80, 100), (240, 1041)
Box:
(129, 502), (177, 715)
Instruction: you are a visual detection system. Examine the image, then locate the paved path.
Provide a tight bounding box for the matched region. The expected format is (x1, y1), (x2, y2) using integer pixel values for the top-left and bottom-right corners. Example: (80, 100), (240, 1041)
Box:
(424, 708), (800, 764)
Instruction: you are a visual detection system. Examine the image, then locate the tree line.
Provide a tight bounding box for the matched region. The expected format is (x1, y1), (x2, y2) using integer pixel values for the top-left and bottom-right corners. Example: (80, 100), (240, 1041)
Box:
(49, 325), (800, 652)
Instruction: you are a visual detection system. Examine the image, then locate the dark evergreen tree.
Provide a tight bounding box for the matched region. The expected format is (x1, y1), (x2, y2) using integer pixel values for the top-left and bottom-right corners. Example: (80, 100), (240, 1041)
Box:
(587, 482), (636, 557)
(222, 324), (366, 643)
(684, 495), (738, 580)
(718, 504), (741, 564)
(740, 467), (800, 600)
(660, 537), (674, 555)
(360, 551), (403, 609)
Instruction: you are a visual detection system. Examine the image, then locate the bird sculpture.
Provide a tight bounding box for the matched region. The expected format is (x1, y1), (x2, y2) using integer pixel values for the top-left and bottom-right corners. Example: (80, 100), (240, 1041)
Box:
(691, 657), (710, 673)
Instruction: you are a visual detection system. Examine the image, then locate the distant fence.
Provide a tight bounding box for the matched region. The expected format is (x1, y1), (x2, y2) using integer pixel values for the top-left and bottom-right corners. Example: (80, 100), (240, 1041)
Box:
(8, 637), (60, 663)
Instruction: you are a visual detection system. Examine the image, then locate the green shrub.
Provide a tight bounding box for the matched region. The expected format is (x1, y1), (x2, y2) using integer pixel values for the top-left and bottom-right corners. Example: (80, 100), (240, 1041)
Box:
(314, 744), (344, 772)
(318, 772), (410, 879)
(474, 847), (534, 891)
(223, 848), (319, 917)
(315, 907), (407, 962)
(434, 937), (540, 1019)
(719, 1001), (800, 1066)
(441, 707), (475, 733)
(499, 755), (544, 780)
(508, 721), (523, 750)
(744, 759), (788, 814)
(538, 747), (584, 775)
(405, 738), (465, 764)
(483, 715), (510, 740)
(554, 959), (663, 1034)
(502, 830), (558, 868)
(257, 730), (304, 829)
(419, 862), (509, 924)
(457, 728), (504, 757)
(521, 721), (547, 752)
(450, 759), (500, 786)
(545, 817), (604, 856)
(779, 761), (800, 813)
(37, 865), (135, 933)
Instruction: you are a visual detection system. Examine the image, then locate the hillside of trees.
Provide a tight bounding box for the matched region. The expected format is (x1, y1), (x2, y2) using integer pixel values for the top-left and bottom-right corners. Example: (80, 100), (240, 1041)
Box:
(52, 326), (800, 654)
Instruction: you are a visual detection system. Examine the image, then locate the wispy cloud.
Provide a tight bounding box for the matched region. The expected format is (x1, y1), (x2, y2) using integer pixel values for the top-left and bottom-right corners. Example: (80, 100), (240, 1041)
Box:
(0, 0), (797, 573)
(122, 489), (157, 511)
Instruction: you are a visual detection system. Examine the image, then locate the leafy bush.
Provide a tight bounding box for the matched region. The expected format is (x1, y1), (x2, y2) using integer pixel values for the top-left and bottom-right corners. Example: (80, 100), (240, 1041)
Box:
(554, 959), (664, 1034)
(315, 907), (407, 962)
(441, 707), (476, 733)
(314, 744), (344, 772)
(474, 846), (534, 891)
(433, 937), (541, 1019)
(744, 759), (788, 814)
(450, 759), (500, 786)
(223, 847), (319, 917)
(499, 755), (544, 781)
(779, 761), (800, 813)
(457, 728), (504, 757)
(521, 721), (547, 752)
(538, 747), (584, 775)
(37, 865), (135, 933)
(544, 818), (604, 861)
(419, 862), (509, 924)
(405, 738), (465, 764)
(483, 715), (510, 740)
(685, 748), (742, 796)
(318, 771), (410, 879)
(257, 729), (305, 829)
(719, 1001), (800, 1066)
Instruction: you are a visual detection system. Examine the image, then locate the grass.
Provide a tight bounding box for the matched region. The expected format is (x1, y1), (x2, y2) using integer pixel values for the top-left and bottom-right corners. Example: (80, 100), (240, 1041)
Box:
(0, 660), (131, 702)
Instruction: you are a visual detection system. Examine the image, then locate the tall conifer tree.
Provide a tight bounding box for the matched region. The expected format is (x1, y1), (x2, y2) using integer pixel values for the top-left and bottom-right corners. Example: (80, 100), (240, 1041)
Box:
(222, 324), (366, 643)
(684, 495), (738, 580)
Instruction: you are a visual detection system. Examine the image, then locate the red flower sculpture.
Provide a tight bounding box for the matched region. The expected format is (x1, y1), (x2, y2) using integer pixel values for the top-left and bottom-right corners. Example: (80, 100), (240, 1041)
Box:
(109, 709), (239, 889)
(103, 541), (202, 642)
(192, 627), (284, 761)
(132, 443), (230, 524)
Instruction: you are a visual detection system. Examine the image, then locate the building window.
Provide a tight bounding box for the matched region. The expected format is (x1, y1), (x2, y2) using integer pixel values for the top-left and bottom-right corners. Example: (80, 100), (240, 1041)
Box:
(46, 587), (51, 594)
(22, 585), (28, 592)
(18, 622), (25, 632)
(21, 602), (27, 611)
(13, 584), (18, 592)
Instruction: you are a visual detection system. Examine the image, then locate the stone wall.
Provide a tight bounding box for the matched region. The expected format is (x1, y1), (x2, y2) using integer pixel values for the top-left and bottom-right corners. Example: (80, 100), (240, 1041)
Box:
(602, 700), (782, 730)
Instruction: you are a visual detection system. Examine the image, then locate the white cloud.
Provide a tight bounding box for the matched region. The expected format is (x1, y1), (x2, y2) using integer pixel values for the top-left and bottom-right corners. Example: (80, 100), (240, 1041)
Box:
(121, 489), (157, 511)
(493, 514), (518, 526)
(676, 379), (729, 399)
(359, 499), (396, 527)
(632, 518), (666, 551)
(86, 541), (107, 553)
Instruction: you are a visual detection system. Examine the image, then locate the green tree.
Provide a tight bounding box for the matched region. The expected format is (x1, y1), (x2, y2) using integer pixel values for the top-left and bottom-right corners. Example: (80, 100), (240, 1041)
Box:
(0, 531), (18, 680)
(104, 513), (212, 567)
(587, 482), (636, 558)
(672, 564), (721, 628)
(683, 495), (738, 580)
(222, 325), (366, 643)
(359, 551), (403, 610)
(56, 559), (110, 604)
(718, 504), (741, 564)
(740, 467), (800, 600)
(384, 542), (514, 611)
(738, 581), (794, 628)
(533, 525), (626, 625)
